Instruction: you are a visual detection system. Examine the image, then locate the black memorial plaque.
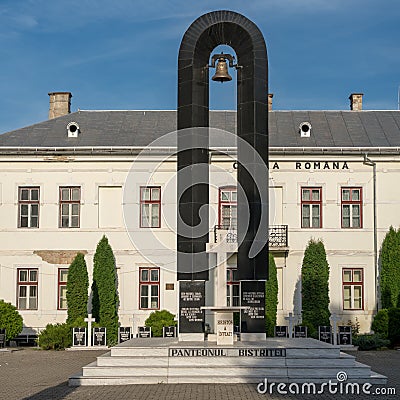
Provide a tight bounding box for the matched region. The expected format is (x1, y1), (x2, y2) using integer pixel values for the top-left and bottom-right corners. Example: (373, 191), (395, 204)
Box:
(73, 327), (86, 346)
(179, 281), (205, 333)
(93, 327), (106, 346)
(338, 326), (352, 345)
(275, 326), (288, 338)
(138, 326), (152, 338)
(319, 326), (332, 344)
(294, 326), (307, 338)
(240, 281), (266, 333)
(0, 329), (5, 348)
(119, 327), (132, 343)
(163, 326), (177, 338)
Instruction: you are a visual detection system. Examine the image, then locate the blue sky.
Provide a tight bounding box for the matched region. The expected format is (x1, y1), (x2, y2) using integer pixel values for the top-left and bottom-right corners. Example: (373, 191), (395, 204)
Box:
(0, 0), (399, 133)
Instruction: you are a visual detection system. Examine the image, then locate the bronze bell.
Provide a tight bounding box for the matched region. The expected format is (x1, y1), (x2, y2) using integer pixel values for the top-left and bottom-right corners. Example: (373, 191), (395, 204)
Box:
(212, 57), (232, 82)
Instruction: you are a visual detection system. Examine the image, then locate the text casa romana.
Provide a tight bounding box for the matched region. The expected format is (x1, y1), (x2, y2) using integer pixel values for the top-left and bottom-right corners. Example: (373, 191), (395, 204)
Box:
(270, 161), (349, 170)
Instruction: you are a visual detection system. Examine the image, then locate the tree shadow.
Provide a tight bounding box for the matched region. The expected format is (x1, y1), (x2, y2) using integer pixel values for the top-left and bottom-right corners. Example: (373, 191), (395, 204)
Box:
(21, 381), (77, 400)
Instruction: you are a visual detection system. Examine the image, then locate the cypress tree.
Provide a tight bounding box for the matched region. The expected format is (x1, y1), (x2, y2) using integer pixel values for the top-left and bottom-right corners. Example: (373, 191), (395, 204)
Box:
(380, 226), (400, 309)
(66, 253), (89, 324)
(265, 254), (278, 337)
(92, 235), (119, 344)
(301, 239), (330, 337)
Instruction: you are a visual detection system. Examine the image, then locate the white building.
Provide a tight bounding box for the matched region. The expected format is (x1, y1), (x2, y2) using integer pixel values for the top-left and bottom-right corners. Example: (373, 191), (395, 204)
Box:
(0, 92), (399, 337)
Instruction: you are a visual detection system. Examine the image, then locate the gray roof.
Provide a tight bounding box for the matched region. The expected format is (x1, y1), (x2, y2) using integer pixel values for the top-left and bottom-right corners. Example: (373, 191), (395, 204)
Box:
(1, 110), (400, 150)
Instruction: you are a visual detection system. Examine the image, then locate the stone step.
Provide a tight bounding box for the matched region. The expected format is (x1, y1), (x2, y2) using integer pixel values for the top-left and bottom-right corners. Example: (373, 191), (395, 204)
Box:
(97, 354), (355, 368)
(70, 371), (387, 386)
(81, 363), (372, 379)
(69, 338), (387, 386)
(111, 347), (170, 357)
(110, 346), (341, 359)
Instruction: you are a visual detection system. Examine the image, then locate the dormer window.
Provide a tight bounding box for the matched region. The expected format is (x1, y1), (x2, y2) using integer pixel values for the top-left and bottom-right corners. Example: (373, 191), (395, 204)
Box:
(299, 122), (312, 138)
(67, 122), (80, 138)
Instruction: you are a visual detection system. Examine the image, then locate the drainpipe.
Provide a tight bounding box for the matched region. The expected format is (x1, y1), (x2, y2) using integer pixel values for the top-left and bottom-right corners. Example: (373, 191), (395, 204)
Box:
(363, 154), (378, 311)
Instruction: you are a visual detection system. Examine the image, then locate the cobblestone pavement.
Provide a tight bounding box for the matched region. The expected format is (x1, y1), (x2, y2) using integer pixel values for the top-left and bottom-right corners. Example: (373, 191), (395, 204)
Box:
(0, 348), (398, 400)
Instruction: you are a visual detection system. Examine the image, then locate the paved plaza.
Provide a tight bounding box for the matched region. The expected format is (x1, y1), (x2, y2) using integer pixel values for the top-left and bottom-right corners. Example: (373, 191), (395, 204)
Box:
(0, 347), (398, 400)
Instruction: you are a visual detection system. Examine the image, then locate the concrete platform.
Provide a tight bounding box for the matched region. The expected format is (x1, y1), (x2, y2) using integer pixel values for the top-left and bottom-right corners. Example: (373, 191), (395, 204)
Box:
(69, 337), (387, 386)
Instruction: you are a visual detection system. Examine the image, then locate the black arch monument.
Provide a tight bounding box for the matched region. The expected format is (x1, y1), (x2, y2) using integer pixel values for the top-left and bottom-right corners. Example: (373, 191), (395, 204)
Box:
(177, 10), (269, 338)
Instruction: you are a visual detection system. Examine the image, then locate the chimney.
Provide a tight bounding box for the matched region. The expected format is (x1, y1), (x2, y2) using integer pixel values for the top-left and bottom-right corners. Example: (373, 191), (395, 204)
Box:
(48, 92), (72, 119)
(349, 93), (363, 111)
(268, 93), (274, 111)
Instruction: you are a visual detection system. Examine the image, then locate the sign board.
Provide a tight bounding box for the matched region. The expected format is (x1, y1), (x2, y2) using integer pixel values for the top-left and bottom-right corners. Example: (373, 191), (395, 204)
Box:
(163, 326), (177, 338)
(216, 312), (234, 345)
(179, 281), (205, 333)
(240, 281), (265, 333)
(338, 325), (352, 345)
(93, 327), (106, 346)
(119, 327), (132, 343)
(0, 329), (6, 348)
(294, 325), (307, 338)
(138, 326), (152, 338)
(274, 326), (288, 338)
(318, 326), (332, 344)
(169, 347), (286, 357)
(73, 327), (86, 346)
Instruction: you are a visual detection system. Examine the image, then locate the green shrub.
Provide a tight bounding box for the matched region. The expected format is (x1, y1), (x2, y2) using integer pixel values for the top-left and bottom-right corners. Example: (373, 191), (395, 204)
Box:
(0, 300), (23, 341)
(388, 308), (400, 347)
(380, 227), (400, 309)
(371, 309), (389, 338)
(92, 236), (119, 345)
(353, 334), (390, 351)
(145, 310), (176, 337)
(265, 254), (278, 337)
(66, 253), (89, 324)
(301, 239), (330, 337)
(37, 323), (72, 350)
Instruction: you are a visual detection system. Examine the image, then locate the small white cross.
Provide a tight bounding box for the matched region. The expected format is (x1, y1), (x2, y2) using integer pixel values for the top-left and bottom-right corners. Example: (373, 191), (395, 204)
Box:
(284, 312), (296, 338)
(84, 313), (96, 347)
(330, 313), (340, 346)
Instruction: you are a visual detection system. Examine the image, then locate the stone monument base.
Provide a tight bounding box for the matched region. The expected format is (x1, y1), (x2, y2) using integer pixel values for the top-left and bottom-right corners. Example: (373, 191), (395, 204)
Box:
(69, 337), (386, 386)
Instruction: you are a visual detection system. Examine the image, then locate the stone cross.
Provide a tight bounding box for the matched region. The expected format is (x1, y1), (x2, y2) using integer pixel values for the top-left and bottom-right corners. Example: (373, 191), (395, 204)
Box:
(284, 312), (296, 338)
(330, 313), (340, 346)
(84, 313), (96, 347)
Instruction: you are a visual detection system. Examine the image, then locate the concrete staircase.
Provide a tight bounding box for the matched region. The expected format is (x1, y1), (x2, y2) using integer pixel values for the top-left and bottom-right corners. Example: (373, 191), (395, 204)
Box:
(69, 338), (386, 386)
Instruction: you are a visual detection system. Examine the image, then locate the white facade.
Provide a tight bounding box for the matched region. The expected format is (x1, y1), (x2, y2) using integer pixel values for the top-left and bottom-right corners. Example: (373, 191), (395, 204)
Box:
(0, 146), (398, 335)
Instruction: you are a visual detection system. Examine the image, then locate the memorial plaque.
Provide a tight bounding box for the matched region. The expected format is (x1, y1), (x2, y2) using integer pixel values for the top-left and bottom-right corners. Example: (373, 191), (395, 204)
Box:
(0, 329), (5, 348)
(73, 327), (86, 346)
(275, 326), (288, 338)
(163, 326), (177, 338)
(138, 326), (152, 338)
(216, 312), (234, 345)
(319, 326), (332, 344)
(240, 281), (266, 333)
(179, 281), (205, 333)
(338, 325), (352, 345)
(294, 325), (307, 338)
(93, 327), (106, 346)
(119, 327), (132, 343)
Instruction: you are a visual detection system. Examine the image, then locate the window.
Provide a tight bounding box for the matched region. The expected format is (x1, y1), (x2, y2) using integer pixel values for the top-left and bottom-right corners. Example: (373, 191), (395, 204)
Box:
(140, 187), (161, 228)
(18, 187), (40, 228)
(301, 187), (322, 228)
(341, 187), (362, 228)
(59, 187), (81, 228)
(17, 268), (38, 310)
(58, 268), (68, 310)
(343, 268), (363, 310)
(226, 268), (240, 307)
(139, 268), (160, 309)
(219, 187), (237, 229)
